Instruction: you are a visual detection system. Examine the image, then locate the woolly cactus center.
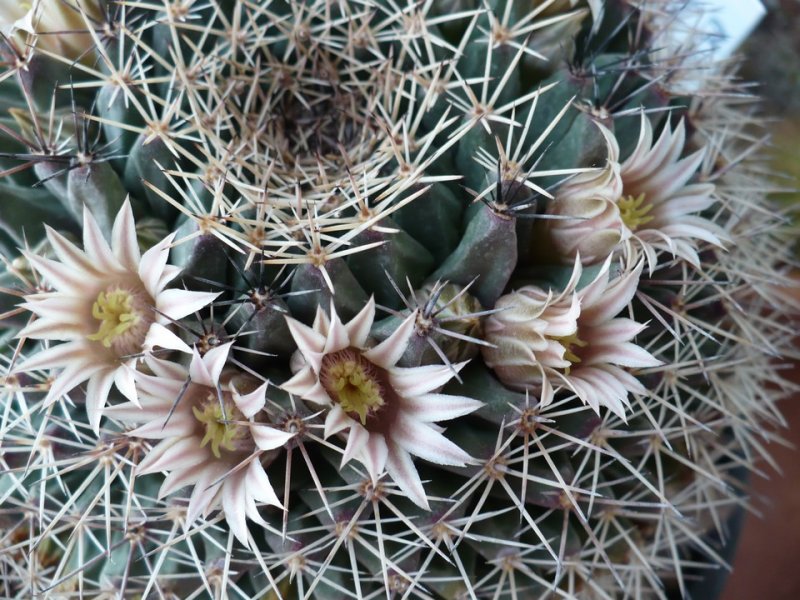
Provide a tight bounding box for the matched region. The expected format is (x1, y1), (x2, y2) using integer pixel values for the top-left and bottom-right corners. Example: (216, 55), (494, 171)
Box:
(192, 393), (248, 458)
(86, 286), (153, 357)
(617, 193), (655, 231)
(320, 349), (385, 425)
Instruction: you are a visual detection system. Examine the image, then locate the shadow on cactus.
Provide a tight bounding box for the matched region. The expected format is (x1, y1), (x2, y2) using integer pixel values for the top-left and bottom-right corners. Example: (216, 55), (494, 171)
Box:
(0, 1), (796, 598)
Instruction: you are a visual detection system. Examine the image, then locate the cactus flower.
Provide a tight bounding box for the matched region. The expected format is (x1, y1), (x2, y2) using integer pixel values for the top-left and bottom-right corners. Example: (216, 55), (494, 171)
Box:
(0, 0), (102, 60)
(546, 124), (625, 264)
(483, 260), (662, 417)
(282, 298), (482, 509)
(16, 201), (218, 432)
(547, 116), (720, 269)
(108, 343), (293, 545)
(619, 114), (721, 269)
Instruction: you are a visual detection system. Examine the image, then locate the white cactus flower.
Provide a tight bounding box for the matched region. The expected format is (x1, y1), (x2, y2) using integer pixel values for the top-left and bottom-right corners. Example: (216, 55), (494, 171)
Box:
(482, 259), (662, 418)
(16, 200), (218, 432)
(618, 114), (721, 269)
(108, 343), (294, 545)
(547, 116), (720, 270)
(282, 298), (483, 510)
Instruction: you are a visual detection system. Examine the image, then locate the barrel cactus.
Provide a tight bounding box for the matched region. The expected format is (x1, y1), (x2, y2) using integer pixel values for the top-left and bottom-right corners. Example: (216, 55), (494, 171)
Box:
(0, 0), (795, 598)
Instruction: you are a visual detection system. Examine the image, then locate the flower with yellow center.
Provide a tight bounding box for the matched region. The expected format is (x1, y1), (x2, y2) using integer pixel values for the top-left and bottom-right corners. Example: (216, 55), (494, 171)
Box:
(16, 201), (219, 432)
(482, 259), (662, 418)
(282, 299), (483, 510)
(617, 114), (722, 270)
(547, 115), (721, 270)
(107, 343), (294, 546)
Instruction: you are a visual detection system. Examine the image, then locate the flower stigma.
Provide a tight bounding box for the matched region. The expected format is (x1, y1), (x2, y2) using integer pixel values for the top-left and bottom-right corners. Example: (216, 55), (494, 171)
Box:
(553, 332), (588, 375)
(617, 193), (655, 231)
(87, 289), (142, 348)
(321, 350), (384, 425)
(192, 394), (247, 458)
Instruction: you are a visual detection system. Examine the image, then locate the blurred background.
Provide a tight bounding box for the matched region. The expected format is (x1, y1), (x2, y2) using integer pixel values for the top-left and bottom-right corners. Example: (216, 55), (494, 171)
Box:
(721, 1), (800, 599)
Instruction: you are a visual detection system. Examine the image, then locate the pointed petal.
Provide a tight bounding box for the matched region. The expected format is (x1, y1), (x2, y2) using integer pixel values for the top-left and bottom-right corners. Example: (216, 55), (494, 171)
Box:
(45, 227), (99, 277)
(114, 363), (139, 405)
(233, 382), (267, 418)
(156, 289), (219, 321)
(360, 434), (388, 482)
(189, 343), (231, 387)
(399, 393), (482, 422)
(111, 199), (141, 270)
(24, 253), (89, 293)
(82, 205), (119, 272)
(139, 437), (208, 474)
(581, 262), (643, 325)
(362, 310), (416, 369)
(251, 424), (294, 451)
(223, 474), (250, 546)
(385, 441), (429, 510)
(340, 422), (370, 467)
(144, 322), (192, 353)
(393, 415), (472, 466)
(389, 362), (466, 397)
(187, 465), (226, 526)
(138, 233), (175, 298)
(324, 405), (352, 438)
(85, 368), (117, 434)
(43, 361), (104, 407)
(345, 296), (375, 347)
(246, 460), (282, 507)
(323, 302), (351, 354)
(17, 340), (98, 372)
(285, 316), (326, 373)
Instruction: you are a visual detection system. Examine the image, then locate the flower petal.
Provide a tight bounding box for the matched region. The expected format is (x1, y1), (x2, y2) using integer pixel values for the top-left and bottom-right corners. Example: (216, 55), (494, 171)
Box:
(398, 393), (482, 422)
(251, 424), (294, 451)
(389, 362), (465, 397)
(362, 310), (416, 369)
(111, 198), (141, 271)
(385, 441), (428, 510)
(156, 289), (219, 321)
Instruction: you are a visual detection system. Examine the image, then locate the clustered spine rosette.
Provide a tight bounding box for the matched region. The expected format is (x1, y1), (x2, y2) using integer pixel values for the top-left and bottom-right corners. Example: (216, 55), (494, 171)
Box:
(0, 1), (797, 599)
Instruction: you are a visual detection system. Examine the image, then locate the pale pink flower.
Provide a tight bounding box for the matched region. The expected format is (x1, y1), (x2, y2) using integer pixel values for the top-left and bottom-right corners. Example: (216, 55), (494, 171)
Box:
(619, 114), (721, 269)
(546, 124), (625, 264)
(282, 299), (482, 509)
(482, 260), (662, 418)
(17, 201), (218, 432)
(547, 115), (720, 270)
(108, 343), (293, 545)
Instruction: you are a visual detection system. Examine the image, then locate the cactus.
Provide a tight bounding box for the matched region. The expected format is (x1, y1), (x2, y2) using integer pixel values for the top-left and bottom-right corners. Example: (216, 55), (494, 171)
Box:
(0, 1), (796, 598)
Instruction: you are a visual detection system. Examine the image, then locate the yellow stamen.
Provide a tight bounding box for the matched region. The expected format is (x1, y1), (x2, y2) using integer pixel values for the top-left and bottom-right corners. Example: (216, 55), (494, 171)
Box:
(87, 289), (141, 347)
(326, 359), (384, 425)
(553, 332), (588, 375)
(192, 396), (244, 458)
(617, 193), (655, 231)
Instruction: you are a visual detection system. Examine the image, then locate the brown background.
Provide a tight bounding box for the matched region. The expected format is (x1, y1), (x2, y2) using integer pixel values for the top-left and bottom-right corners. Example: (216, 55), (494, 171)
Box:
(722, 2), (800, 599)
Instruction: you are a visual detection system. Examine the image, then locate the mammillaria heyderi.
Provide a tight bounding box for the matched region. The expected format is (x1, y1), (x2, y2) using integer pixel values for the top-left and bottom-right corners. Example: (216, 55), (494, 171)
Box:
(0, 1), (796, 598)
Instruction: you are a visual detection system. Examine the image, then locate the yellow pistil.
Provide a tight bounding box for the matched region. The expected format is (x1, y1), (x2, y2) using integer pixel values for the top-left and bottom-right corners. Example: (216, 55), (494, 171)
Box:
(553, 332), (588, 375)
(326, 359), (384, 425)
(617, 193), (655, 231)
(192, 396), (244, 458)
(87, 289), (141, 348)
